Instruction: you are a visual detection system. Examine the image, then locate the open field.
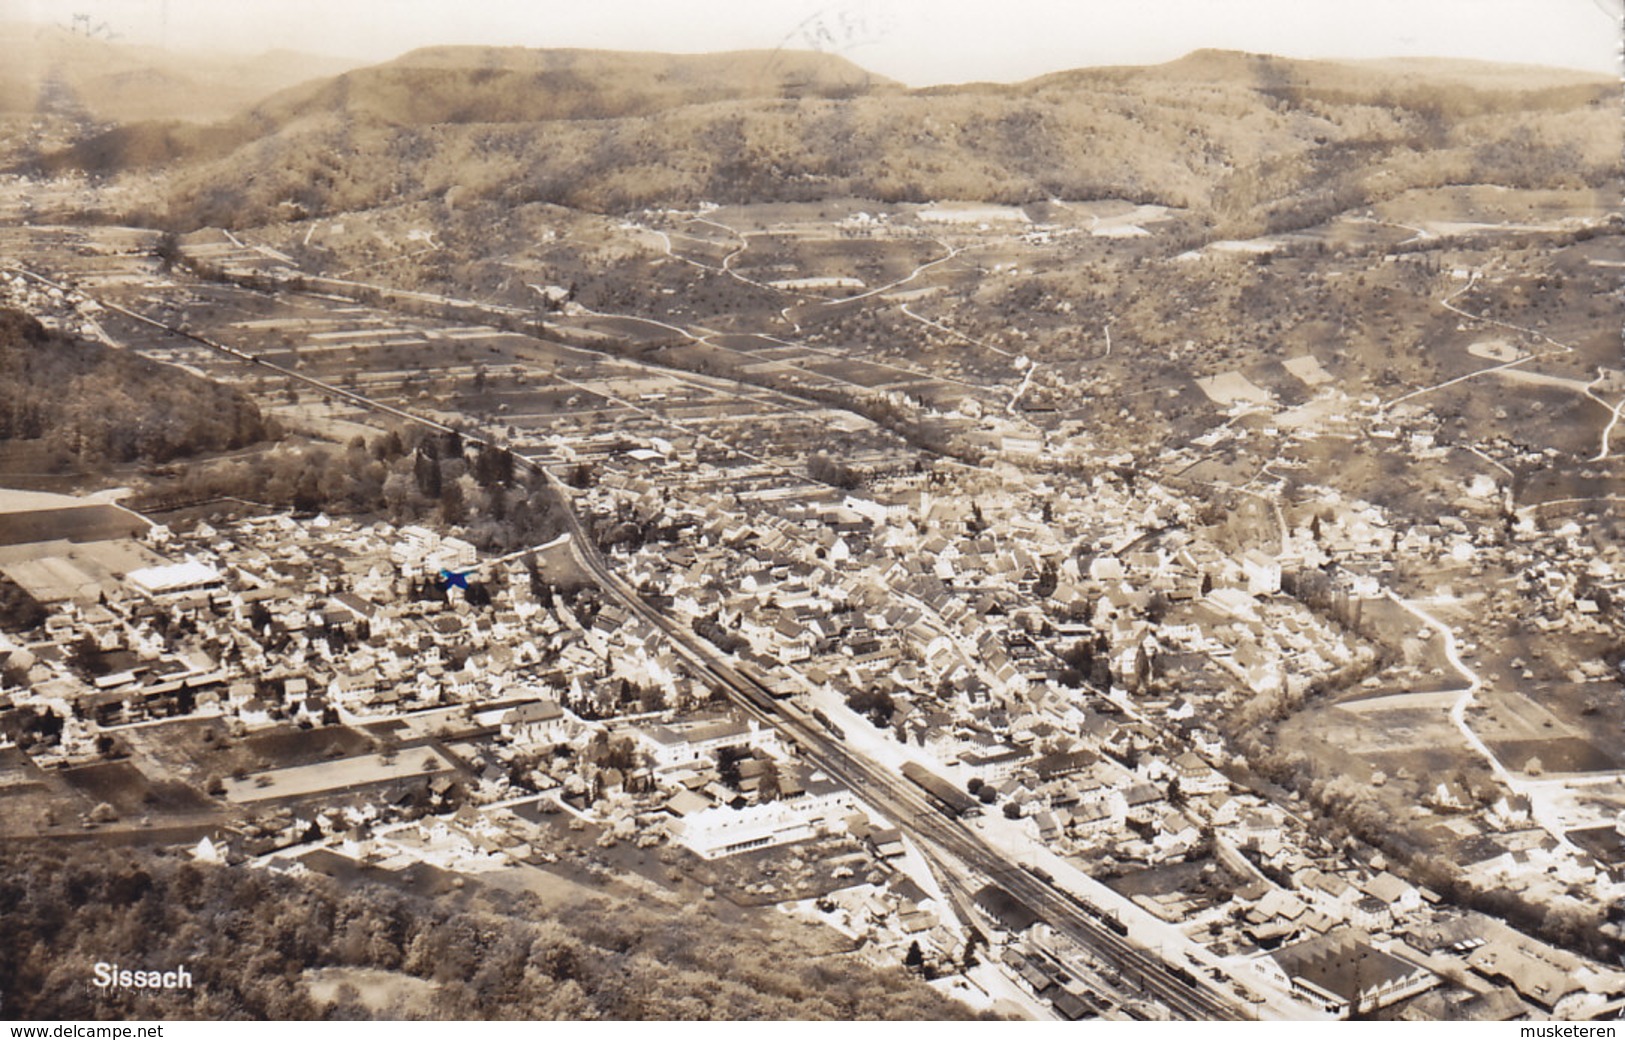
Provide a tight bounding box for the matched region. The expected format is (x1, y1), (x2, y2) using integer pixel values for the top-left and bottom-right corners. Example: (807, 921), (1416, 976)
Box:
(1193, 372), (1272, 407)
(1282, 703), (1470, 779)
(304, 967), (441, 1017)
(118, 719), (381, 793)
(917, 203), (1031, 225)
(0, 504), (148, 546)
(0, 747), (91, 836)
(1321, 705), (1460, 750)
(1567, 825), (1625, 866)
(223, 747), (457, 803)
(0, 537), (165, 602)
(1487, 737), (1619, 775)
(1372, 185), (1621, 226)
(243, 725), (381, 766)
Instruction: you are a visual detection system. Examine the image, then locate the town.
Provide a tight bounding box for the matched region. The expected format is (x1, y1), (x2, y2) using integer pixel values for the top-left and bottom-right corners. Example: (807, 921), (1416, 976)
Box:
(1, 17), (1622, 1023)
(2, 183), (1624, 1021)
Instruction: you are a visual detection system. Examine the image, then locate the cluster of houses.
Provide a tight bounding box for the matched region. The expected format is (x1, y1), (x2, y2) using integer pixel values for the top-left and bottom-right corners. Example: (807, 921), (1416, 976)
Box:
(0, 511), (734, 762)
(0, 269), (110, 340)
(0, 503), (951, 965)
(595, 456), (1368, 734)
(577, 464), (1358, 856)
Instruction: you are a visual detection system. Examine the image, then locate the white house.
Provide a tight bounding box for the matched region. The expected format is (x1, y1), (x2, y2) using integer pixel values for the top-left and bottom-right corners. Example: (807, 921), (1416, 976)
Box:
(500, 700), (573, 746)
(1173, 751), (1229, 796)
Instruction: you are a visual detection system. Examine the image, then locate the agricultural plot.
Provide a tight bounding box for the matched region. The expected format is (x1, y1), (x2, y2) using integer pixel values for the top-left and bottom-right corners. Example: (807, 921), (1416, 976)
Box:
(729, 236), (946, 293)
(1278, 702), (1480, 816)
(117, 720), (380, 795)
(1041, 198), (1178, 229)
(797, 356), (917, 390)
(1324, 705), (1462, 751)
(1567, 825), (1625, 867)
(564, 314), (685, 345)
(1467, 339), (1525, 363)
(1373, 185), (1620, 226)
(0, 747), (91, 836)
(241, 725), (380, 766)
(661, 242), (738, 273)
(1473, 683), (1625, 775)
(1297, 218), (1418, 250)
(915, 202), (1031, 226)
(699, 198), (900, 231)
(0, 534), (161, 598)
(1487, 737), (1618, 775)
(60, 760), (213, 816)
(1281, 354), (1334, 387)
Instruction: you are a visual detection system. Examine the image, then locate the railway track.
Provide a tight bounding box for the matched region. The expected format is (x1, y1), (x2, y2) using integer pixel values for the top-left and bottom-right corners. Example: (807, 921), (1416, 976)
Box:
(547, 478), (1243, 1020)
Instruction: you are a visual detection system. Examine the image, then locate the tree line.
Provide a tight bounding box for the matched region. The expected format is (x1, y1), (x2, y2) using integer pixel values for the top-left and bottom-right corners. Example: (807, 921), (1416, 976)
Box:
(0, 308), (266, 469)
(131, 426), (566, 555)
(0, 844), (979, 1020)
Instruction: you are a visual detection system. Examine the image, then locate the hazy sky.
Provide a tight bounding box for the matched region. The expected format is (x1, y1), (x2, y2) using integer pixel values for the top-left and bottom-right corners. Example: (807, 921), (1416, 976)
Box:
(8, 0), (1621, 84)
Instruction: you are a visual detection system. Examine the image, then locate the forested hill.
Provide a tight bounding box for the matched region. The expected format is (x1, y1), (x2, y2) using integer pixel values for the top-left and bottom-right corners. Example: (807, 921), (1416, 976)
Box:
(0, 845), (977, 1020)
(0, 307), (265, 466)
(27, 47), (1619, 238)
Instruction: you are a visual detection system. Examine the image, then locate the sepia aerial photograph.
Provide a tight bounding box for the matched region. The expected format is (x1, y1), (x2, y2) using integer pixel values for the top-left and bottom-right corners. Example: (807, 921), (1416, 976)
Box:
(0, 0), (1622, 1025)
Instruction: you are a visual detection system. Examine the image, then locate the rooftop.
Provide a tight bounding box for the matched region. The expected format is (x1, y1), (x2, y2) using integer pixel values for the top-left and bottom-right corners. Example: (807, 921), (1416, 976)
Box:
(1272, 929), (1430, 1003)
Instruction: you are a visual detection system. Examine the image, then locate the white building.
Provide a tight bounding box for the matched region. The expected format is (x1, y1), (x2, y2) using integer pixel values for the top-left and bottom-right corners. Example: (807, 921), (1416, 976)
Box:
(427, 537), (478, 574)
(668, 778), (854, 859)
(126, 560), (224, 599)
(500, 700), (573, 746)
(1241, 550), (1281, 596)
(635, 716), (781, 770)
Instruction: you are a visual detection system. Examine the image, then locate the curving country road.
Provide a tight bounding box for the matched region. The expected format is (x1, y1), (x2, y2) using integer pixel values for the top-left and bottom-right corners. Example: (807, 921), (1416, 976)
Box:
(1384, 591), (1581, 855)
(1386, 269), (1625, 463)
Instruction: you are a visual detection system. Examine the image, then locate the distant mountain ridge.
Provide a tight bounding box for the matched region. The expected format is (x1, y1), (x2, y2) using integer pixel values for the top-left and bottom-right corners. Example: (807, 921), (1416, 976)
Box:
(1015, 49), (1614, 112)
(246, 47), (896, 127)
(0, 22), (360, 123)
